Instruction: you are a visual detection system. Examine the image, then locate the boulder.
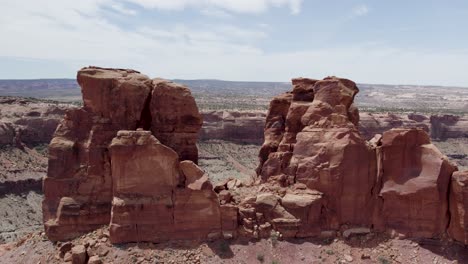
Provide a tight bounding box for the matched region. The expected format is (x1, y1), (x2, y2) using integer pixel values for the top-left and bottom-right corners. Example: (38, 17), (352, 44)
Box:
(88, 256), (102, 264)
(71, 245), (87, 264)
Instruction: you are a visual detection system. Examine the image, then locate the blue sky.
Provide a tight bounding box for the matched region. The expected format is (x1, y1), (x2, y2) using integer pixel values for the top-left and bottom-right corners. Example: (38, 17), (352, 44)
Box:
(1, 0), (468, 86)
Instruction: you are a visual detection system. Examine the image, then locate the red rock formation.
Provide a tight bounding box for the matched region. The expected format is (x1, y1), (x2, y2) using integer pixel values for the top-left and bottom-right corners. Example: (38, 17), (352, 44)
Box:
(255, 77), (461, 242)
(256, 77), (376, 231)
(43, 69), (467, 245)
(108, 130), (220, 243)
(375, 128), (457, 238)
(448, 171), (468, 244)
(43, 67), (203, 241)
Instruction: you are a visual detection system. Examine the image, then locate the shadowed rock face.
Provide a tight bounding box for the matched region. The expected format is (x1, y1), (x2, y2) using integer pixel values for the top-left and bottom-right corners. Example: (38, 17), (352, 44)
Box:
(43, 67), (203, 241)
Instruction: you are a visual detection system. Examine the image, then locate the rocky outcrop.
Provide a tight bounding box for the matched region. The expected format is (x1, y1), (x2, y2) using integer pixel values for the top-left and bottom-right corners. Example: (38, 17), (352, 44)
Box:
(200, 111), (265, 144)
(255, 77), (377, 233)
(108, 130), (220, 243)
(43, 67), (203, 241)
(448, 171), (468, 244)
(254, 76), (462, 242)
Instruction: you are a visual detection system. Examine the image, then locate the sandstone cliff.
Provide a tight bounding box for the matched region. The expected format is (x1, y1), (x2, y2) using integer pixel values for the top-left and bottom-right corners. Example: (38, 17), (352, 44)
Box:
(43, 67), (203, 241)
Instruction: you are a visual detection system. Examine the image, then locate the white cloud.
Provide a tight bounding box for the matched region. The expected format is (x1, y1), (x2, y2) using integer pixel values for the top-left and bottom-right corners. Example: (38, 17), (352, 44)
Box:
(351, 4), (369, 17)
(125, 0), (303, 15)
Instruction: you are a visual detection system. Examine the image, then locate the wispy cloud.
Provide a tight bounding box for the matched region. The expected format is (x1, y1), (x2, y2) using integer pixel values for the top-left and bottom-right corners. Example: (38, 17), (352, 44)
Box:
(125, 0), (303, 15)
(200, 8), (233, 19)
(351, 4), (370, 17)
(110, 3), (137, 15)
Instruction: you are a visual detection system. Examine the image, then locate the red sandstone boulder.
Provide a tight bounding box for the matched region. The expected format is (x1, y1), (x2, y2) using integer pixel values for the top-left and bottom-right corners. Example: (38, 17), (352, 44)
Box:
(376, 128), (457, 237)
(448, 171), (468, 244)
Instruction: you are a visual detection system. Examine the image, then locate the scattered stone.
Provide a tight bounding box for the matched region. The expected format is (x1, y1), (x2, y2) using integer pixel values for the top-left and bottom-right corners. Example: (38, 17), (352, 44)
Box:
(59, 242), (73, 255)
(88, 256), (102, 264)
(343, 228), (371, 239)
(63, 252), (72, 262)
(71, 245), (87, 264)
(344, 254), (353, 262)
